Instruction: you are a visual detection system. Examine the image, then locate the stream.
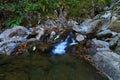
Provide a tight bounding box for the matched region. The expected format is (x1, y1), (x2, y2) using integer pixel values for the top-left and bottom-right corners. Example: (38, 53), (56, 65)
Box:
(0, 0), (120, 80)
(0, 54), (108, 80)
(0, 32), (109, 80)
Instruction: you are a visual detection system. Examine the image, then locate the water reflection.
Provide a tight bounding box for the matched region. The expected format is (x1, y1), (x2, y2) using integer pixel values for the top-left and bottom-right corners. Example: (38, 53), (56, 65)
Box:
(0, 54), (108, 80)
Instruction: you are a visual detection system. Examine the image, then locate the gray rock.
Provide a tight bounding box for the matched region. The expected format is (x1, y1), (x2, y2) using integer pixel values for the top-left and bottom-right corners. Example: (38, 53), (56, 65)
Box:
(76, 34), (85, 42)
(49, 31), (56, 41)
(5, 43), (19, 55)
(109, 33), (120, 53)
(109, 35), (119, 49)
(72, 25), (81, 33)
(92, 39), (110, 51)
(91, 51), (120, 80)
(73, 19), (100, 34)
(0, 26), (30, 55)
(0, 43), (19, 55)
(0, 37), (26, 47)
(27, 25), (45, 40)
(0, 26), (30, 41)
(96, 29), (117, 39)
(72, 10), (117, 34)
(101, 11), (111, 20)
(100, 11), (117, 30)
(115, 39), (120, 52)
(36, 28), (44, 40)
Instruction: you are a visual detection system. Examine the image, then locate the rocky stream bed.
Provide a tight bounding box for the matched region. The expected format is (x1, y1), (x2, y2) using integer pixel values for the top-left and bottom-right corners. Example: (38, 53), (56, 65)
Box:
(0, 1), (120, 80)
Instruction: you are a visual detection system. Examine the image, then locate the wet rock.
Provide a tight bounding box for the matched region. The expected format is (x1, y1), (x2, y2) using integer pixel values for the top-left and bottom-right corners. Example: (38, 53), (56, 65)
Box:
(0, 26), (30, 55)
(71, 10), (117, 35)
(0, 43), (19, 55)
(108, 15), (120, 32)
(76, 34), (85, 42)
(0, 26), (30, 41)
(96, 29), (117, 39)
(49, 31), (56, 41)
(91, 51), (120, 80)
(84, 47), (97, 56)
(36, 28), (44, 40)
(72, 11), (116, 34)
(73, 19), (100, 34)
(6, 43), (19, 55)
(109, 35), (119, 49)
(101, 11), (111, 20)
(0, 37), (26, 55)
(92, 39), (110, 51)
(27, 25), (45, 40)
(115, 39), (120, 53)
(72, 24), (81, 33)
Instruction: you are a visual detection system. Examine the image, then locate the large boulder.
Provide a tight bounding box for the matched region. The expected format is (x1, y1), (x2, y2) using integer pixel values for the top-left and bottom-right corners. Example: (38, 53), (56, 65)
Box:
(72, 11), (117, 34)
(96, 29), (117, 39)
(0, 26), (30, 41)
(100, 11), (117, 30)
(72, 19), (100, 34)
(91, 51), (120, 80)
(92, 39), (110, 51)
(0, 26), (30, 55)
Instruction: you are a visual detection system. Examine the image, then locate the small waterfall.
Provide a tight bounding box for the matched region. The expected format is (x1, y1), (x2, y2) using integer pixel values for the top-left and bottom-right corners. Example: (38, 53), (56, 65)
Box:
(52, 32), (77, 55)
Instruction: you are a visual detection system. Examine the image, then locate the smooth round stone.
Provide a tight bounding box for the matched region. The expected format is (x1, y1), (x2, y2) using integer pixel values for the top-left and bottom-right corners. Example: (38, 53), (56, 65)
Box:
(76, 34), (85, 42)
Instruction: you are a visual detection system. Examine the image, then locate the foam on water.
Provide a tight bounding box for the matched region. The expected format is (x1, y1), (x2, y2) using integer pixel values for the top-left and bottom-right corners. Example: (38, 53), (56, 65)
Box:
(52, 41), (67, 55)
(52, 33), (77, 55)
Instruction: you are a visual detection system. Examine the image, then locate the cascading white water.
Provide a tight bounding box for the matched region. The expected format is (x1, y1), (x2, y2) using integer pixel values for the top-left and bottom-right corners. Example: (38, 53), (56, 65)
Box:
(52, 33), (77, 55)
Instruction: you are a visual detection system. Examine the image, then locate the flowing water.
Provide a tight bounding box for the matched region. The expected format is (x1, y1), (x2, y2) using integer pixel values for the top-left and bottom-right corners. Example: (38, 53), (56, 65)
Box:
(0, 33), (108, 80)
(0, 1), (119, 79)
(52, 33), (77, 55)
